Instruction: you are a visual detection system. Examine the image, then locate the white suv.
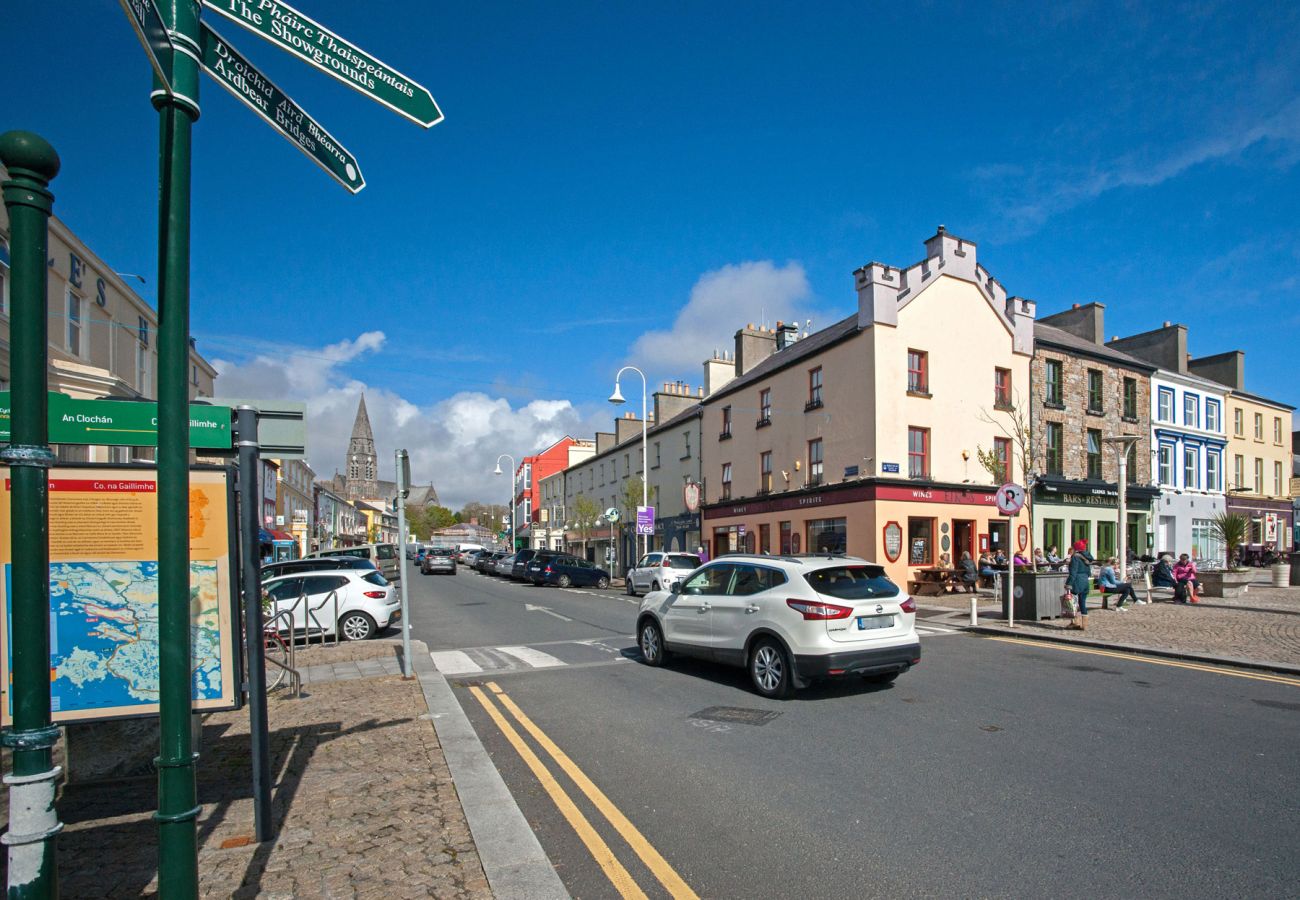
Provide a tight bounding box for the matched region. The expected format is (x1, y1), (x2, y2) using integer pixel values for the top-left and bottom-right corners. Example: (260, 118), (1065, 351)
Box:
(625, 551), (702, 596)
(263, 569), (400, 641)
(636, 554), (920, 698)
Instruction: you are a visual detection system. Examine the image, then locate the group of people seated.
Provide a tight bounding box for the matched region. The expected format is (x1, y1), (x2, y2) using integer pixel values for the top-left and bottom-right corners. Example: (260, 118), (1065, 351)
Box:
(1150, 553), (1203, 602)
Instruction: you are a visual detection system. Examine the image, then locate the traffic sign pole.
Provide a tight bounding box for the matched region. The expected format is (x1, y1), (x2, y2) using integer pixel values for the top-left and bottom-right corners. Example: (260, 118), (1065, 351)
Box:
(151, 1), (202, 895)
(0, 130), (63, 900)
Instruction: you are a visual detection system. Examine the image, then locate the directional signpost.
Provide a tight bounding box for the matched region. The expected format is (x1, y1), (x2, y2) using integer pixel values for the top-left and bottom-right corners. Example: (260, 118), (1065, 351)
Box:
(118, 0), (176, 96)
(0, 393), (231, 449)
(202, 0), (444, 127)
(109, 0), (443, 894)
(199, 24), (364, 192)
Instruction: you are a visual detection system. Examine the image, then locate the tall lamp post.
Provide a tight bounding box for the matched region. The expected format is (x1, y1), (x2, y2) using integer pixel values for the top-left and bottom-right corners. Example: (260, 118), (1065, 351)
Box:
(1103, 435), (1142, 582)
(493, 454), (517, 551)
(609, 366), (649, 561)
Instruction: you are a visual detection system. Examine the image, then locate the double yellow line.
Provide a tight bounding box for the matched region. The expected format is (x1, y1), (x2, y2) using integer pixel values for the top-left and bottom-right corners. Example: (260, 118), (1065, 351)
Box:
(985, 636), (1300, 687)
(469, 682), (698, 900)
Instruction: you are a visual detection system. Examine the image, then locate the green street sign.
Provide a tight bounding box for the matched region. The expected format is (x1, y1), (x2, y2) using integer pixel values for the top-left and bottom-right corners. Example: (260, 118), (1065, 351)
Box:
(200, 23), (365, 193)
(202, 0), (444, 128)
(118, 0), (176, 94)
(0, 393), (232, 449)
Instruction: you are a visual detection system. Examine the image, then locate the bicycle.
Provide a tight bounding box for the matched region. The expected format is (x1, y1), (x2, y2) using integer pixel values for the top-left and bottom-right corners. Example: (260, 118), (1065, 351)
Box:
(263, 621), (292, 692)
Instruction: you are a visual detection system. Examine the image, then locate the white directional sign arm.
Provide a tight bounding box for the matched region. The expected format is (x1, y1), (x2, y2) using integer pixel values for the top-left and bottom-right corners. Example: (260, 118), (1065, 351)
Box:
(199, 23), (365, 193)
(201, 0), (443, 127)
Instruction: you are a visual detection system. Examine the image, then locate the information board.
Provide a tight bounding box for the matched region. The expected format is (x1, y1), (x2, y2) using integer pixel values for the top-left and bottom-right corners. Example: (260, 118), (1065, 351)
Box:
(0, 465), (241, 725)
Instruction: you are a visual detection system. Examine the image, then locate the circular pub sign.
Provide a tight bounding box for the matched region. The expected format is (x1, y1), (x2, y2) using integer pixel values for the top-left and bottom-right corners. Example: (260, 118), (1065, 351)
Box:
(684, 481), (701, 513)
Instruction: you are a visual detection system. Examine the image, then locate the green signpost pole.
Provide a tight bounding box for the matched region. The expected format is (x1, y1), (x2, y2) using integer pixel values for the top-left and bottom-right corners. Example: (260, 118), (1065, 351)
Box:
(0, 131), (62, 899)
(151, 2), (202, 896)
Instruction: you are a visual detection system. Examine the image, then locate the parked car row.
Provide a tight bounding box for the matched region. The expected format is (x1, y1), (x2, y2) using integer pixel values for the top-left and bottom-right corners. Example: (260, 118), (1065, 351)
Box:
(259, 555), (398, 642)
(461, 548), (614, 589)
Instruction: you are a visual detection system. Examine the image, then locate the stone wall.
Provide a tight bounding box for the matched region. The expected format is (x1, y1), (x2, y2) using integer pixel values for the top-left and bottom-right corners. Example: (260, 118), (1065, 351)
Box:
(1031, 349), (1150, 482)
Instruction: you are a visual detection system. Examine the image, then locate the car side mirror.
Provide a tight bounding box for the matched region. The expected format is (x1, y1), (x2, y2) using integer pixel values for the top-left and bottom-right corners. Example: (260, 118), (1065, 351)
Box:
(671, 582), (682, 594)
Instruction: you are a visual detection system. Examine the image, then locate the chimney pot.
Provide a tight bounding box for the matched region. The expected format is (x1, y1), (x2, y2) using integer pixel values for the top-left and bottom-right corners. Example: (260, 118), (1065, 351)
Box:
(1163, 321), (1172, 328)
(1072, 303), (1080, 309)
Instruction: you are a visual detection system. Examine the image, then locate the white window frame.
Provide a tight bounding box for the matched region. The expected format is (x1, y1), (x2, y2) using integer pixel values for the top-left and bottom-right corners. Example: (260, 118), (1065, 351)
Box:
(1183, 447), (1198, 490)
(1157, 388), (1174, 423)
(66, 286), (85, 357)
(1205, 451), (1219, 492)
(1274, 461), (1283, 497)
(1253, 458), (1263, 494)
(136, 341), (150, 395)
(1158, 445), (1175, 486)
(1183, 394), (1198, 428)
(1205, 400), (1220, 433)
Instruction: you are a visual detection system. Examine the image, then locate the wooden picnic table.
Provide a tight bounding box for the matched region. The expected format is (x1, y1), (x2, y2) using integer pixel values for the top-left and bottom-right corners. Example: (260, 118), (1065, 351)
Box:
(907, 567), (976, 596)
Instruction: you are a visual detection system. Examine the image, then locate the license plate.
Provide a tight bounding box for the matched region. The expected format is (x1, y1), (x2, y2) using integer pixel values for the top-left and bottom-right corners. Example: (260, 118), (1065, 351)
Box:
(857, 615), (892, 630)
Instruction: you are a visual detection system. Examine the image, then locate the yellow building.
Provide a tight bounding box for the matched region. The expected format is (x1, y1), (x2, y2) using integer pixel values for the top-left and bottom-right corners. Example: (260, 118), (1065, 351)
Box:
(1224, 390), (1294, 554)
(701, 227), (1035, 587)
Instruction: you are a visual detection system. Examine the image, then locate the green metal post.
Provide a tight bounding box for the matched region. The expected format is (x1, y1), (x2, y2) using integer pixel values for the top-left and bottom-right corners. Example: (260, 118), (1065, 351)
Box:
(0, 131), (62, 899)
(151, 3), (202, 897)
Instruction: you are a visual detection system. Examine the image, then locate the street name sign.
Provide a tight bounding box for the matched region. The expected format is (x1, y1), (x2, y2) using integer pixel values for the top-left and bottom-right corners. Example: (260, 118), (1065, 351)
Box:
(200, 23), (365, 193)
(202, 0), (444, 128)
(0, 393), (232, 449)
(118, 0), (176, 94)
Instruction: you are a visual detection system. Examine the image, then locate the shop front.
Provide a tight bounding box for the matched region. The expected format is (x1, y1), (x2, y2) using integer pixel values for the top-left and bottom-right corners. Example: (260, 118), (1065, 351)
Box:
(653, 512), (701, 555)
(1225, 495), (1294, 561)
(1032, 478), (1158, 561)
(702, 480), (1007, 586)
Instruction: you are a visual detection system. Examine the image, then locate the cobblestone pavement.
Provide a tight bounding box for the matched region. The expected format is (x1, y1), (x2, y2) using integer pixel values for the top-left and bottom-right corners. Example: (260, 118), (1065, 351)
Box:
(50, 641), (494, 898)
(919, 581), (1300, 668)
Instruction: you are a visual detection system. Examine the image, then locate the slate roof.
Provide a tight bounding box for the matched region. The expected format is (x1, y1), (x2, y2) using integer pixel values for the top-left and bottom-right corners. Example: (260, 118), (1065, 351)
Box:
(703, 314), (861, 405)
(1033, 323), (1156, 371)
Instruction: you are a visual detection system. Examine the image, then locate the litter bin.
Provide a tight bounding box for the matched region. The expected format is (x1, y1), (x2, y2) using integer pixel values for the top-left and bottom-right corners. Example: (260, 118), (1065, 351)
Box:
(999, 571), (1069, 620)
(1290, 551), (1300, 587)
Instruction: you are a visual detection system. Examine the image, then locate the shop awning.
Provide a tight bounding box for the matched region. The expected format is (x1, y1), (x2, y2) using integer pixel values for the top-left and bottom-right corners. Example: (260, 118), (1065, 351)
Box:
(259, 528), (296, 542)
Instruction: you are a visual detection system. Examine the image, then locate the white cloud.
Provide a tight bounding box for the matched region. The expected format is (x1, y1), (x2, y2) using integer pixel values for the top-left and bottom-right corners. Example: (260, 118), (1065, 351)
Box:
(977, 96), (1300, 238)
(628, 260), (817, 374)
(212, 333), (599, 510)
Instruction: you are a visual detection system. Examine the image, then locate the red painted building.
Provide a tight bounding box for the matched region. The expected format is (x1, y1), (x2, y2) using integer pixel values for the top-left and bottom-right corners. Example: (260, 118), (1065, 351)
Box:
(514, 437), (582, 549)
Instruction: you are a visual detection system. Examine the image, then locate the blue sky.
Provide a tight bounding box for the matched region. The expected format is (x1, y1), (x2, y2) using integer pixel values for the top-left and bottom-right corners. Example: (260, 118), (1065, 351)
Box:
(5, 1), (1298, 506)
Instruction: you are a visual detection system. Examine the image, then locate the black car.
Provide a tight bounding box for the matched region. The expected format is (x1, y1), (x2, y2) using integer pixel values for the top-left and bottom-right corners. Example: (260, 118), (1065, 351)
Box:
(261, 556), (382, 582)
(536, 555), (611, 589)
(525, 551), (567, 585)
(510, 548), (540, 580)
(475, 551), (506, 574)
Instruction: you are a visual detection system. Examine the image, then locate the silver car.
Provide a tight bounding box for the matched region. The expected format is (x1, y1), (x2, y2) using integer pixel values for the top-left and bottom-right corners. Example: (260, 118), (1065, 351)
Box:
(494, 553), (517, 576)
(625, 552), (702, 597)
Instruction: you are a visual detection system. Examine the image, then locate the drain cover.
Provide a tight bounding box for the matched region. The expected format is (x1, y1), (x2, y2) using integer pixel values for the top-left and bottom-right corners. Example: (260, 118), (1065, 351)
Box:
(689, 706), (782, 726)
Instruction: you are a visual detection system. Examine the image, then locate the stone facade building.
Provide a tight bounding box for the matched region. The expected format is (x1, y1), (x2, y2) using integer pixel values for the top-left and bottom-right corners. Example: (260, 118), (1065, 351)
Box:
(1031, 304), (1158, 560)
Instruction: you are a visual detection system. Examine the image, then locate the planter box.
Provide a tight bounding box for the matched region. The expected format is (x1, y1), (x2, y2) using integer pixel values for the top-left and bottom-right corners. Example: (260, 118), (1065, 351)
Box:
(999, 571), (1069, 620)
(1199, 569), (1253, 599)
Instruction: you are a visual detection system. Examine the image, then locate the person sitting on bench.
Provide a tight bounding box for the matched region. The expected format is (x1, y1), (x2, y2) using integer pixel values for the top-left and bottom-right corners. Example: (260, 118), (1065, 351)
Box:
(958, 551), (978, 592)
(1172, 554), (1201, 603)
(1098, 557), (1140, 609)
(1151, 555), (1176, 588)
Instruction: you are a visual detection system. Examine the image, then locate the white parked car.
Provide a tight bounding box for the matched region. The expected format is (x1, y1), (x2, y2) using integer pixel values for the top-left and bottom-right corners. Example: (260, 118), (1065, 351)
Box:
(494, 553), (517, 577)
(625, 551), (702, 596)
(262, 569), (400, 641)
(636, 554), (920, 699)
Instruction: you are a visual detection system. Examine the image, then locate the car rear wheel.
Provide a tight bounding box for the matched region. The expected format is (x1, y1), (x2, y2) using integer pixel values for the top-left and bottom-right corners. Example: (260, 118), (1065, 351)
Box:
(626, 579), (636, 596)
(338, 612), (376, 642)
(652, 580), (661, 592)
(595, 576), (610, 590)
(557, 574), (572, 588)
(749, 638), (793, 699)
(639, 619), (666, 666)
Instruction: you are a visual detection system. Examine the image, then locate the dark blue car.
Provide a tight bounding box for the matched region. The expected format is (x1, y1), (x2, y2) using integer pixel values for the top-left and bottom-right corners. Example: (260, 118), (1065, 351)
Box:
(537, 555), (611, 589)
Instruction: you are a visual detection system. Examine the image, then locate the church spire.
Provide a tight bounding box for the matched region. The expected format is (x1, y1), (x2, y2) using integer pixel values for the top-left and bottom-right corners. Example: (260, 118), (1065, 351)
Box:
(345, 393), (378, 500)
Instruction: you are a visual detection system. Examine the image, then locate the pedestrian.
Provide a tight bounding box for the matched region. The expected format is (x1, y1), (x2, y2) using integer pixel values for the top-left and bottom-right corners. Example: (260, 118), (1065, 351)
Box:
(1098, 557), (1141, 609)
(1151, 554), (1176, 588)
(1172, 553), (1201, 603)
(958, 550), (978, 592)
(1066, 539), (1094, 630)
(697, 545), (709, 564)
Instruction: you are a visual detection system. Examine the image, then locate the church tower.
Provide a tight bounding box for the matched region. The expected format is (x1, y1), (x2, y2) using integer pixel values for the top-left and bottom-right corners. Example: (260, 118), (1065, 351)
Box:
(346, 394), (378, 501)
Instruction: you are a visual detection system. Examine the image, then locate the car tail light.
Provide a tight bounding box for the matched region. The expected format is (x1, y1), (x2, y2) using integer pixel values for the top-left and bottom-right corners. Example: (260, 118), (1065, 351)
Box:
(544, 565), (553, 574)
(661, 559), (671, 567)
(786, 598), (852, 620)
(899, 596), (917, 613)
(363, 590), (387, 599)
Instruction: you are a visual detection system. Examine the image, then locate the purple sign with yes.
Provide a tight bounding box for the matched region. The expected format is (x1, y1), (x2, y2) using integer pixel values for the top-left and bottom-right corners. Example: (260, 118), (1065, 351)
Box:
(636, 506), (655, 535)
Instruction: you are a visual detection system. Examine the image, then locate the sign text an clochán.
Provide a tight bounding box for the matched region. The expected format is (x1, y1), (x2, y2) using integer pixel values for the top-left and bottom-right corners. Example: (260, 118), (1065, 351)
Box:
(0, 393), (232, 449)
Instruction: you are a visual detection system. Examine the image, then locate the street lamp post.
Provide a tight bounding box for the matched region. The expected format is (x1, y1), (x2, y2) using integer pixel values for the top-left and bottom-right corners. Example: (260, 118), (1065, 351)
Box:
(610, 366), (649, 562)
(1103, 435), (1142, 582)
(493, 454), (517, 552)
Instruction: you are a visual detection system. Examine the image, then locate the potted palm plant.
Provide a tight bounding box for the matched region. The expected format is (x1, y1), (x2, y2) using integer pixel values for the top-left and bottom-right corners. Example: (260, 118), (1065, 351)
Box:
(1200, 512), (1253, 598)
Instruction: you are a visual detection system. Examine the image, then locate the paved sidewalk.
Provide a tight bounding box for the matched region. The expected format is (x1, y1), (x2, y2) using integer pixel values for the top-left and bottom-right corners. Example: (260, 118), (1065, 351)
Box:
(50, 640), (496, 898)
(919, 582), (1300, 671)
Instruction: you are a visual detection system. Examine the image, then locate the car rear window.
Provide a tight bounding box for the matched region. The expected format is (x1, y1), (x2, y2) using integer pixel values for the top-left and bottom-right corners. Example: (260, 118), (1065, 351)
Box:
(667, 554), (701, 569)
(377, 545), (396, 559)
(804, 565), (899, 599)
(362, 572), (389, 587)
